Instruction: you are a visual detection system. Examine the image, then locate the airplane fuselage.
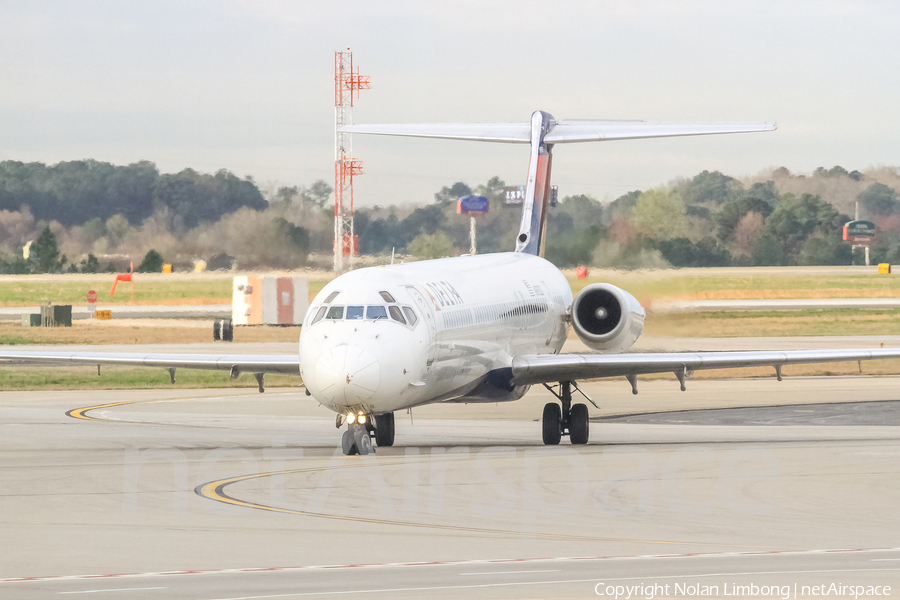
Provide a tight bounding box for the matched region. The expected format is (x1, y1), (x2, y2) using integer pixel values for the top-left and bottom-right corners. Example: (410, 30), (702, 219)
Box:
(299, 252), (572, 415)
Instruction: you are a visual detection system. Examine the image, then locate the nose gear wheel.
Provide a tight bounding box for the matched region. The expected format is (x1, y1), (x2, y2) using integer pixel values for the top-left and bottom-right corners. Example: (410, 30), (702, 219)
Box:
(341, 423), (374, 455)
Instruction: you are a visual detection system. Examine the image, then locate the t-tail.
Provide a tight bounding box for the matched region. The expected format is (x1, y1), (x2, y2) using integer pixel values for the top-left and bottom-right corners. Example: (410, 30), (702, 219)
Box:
(340, 113), (776, 257)
(516, 110), (554, 255)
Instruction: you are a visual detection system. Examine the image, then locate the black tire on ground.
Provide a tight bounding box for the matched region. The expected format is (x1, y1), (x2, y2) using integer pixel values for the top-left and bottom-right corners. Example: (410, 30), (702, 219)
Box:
(341, 429), (358, 455)
(569, 403), (590, 445)
(213, 318), (222, 341)
(222, 319), (233, 342)
(542, 403), (562, 445)
(355, 429), (374, 455)
(374, 412), (395, 447)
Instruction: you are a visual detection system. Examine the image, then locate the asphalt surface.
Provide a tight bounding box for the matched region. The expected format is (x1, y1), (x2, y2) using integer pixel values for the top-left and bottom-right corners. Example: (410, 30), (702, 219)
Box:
(604, 400), (900, 426)
(3, 375), (900, 599)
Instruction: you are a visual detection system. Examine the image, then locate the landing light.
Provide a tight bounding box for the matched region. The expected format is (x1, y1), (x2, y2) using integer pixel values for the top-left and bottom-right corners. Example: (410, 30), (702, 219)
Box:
(347, 413), (356, 424)
(358, 414), (367, 424)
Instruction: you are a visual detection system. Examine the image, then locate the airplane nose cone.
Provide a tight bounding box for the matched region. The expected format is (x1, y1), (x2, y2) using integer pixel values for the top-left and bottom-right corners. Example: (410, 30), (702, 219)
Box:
(314, 345), (381, 406)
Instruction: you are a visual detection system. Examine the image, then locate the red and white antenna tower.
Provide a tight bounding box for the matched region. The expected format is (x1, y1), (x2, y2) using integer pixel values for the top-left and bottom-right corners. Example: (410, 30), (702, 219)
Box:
(334, 48), (370, 273)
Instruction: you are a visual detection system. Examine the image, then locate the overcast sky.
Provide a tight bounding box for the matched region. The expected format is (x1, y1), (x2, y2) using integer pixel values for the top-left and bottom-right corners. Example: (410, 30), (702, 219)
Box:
(2, 0), (899, 206)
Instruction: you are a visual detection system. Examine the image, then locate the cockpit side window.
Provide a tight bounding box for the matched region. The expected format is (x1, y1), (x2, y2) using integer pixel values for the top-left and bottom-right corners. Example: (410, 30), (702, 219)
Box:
(324, 291), (340, 303)
(346, 306), (365, 320)
(402, 306), (418, 327)
(388, 306), (406, 324)
(366, 305), (388, 320)
(378, 291), (396, 303)
(326, 306), (344, 319)
(310, 306), (327, 325)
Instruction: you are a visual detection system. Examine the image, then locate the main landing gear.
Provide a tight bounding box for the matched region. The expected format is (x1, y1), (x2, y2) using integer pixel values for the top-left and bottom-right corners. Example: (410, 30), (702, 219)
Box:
(374, 412), (395, 448)
(542, 381), (590, 445)
(339, 411), (395, 455)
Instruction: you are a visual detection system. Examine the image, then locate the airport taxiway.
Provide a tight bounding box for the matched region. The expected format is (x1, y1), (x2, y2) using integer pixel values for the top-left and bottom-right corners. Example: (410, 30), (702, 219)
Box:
(2, 372), (900, 598)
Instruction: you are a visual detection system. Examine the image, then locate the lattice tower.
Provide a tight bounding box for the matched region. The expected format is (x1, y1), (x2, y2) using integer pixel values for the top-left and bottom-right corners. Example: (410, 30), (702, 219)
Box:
(334, 48), (369, 273)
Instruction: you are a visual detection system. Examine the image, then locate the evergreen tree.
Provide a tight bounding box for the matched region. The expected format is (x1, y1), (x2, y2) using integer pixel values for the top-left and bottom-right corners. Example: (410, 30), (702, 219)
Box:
(138, 249), (164, 273)
(30, 226), (59, 273)
(80, 253), (101, 273)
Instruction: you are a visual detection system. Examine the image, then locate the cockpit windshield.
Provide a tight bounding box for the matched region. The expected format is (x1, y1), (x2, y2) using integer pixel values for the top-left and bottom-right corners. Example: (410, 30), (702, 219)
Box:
(311, 303), (418, 328)
(367, 306), (388, 320)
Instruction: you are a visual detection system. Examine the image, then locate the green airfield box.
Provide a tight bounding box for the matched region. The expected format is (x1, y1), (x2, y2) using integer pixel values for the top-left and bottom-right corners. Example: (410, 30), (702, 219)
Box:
(21, 314), (41, 327)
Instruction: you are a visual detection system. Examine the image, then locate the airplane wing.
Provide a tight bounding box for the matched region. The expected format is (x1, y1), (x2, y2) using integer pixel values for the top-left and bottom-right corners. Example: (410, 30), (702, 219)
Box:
(511, 348), (900, 388)
(340, 121), (775, 144)
(0, 351), (300, 376)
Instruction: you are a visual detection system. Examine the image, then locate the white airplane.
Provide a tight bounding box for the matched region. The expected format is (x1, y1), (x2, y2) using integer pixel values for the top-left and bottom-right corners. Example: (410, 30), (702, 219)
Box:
(5, 111), (900, 455)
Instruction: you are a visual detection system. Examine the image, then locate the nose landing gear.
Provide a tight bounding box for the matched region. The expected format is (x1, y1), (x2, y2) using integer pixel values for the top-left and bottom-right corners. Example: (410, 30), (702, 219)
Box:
(339, 412), (374, 455)
(542, 381), (591, 445)
(341, 423), (374, 455)
(339, 411), (395, 455)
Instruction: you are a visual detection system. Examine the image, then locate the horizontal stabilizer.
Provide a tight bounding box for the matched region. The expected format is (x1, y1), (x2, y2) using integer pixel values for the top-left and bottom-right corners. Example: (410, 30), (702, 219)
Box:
(544, 120), (776, 143)
(340, 120), (776, 144)
(339, 123), (531, 143)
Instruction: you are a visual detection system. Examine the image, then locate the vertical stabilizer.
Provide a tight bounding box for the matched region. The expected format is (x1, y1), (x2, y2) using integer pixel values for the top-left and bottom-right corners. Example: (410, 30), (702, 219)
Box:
(514, 111), (555, 256)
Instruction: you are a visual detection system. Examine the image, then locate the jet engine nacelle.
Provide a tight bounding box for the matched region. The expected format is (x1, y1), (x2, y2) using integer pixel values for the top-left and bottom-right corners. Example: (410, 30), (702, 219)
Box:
(571, 283), (645, 353)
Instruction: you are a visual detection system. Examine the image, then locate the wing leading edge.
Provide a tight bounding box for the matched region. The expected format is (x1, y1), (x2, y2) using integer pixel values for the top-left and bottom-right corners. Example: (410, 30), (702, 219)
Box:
(511, 348), (900, 386)
(0, 351), (300, 376)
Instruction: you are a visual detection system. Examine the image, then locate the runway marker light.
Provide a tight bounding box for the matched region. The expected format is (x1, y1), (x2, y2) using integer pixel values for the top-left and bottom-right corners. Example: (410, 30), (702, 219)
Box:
(347, 413), (356, 424)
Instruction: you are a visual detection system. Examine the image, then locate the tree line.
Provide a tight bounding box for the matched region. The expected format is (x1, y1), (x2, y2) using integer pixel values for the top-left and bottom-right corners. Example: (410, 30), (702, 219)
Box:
(0, 160), (266, 228)
(2, 157), (900, 272)
(353, 168), (900, 268)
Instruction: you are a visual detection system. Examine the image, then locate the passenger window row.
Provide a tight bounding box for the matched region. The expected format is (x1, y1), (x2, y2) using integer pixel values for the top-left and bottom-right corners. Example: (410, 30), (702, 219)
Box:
(441, 299), (551, 330)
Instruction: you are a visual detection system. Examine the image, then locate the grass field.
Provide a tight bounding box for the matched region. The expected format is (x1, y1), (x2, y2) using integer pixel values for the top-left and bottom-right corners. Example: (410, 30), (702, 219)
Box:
(570, 271), (900, 305)
(0, 321), (302, 345)
(0, 277), (332, 306)
(1, 268), (897, 306)
(0, 279), (233, 306)
(645, 308), (900, 338)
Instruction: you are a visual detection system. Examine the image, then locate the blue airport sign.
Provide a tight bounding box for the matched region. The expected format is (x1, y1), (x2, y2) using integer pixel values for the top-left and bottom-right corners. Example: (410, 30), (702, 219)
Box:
(458, 195), (489, 214)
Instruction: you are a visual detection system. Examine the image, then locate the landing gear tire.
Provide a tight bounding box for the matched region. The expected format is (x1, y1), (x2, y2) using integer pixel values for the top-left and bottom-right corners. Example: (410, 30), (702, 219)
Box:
(355, 428), (373, 455)
(374, 412), (395, 447)
(569, 403), (590, 445)
(542, 402), (562, 445)
(341, 429), (358, 455)
(341, 424), (375, 455)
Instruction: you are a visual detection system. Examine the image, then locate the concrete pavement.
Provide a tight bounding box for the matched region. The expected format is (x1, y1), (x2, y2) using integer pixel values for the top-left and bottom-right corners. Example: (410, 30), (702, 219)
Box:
(2, 379), (900, 598)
